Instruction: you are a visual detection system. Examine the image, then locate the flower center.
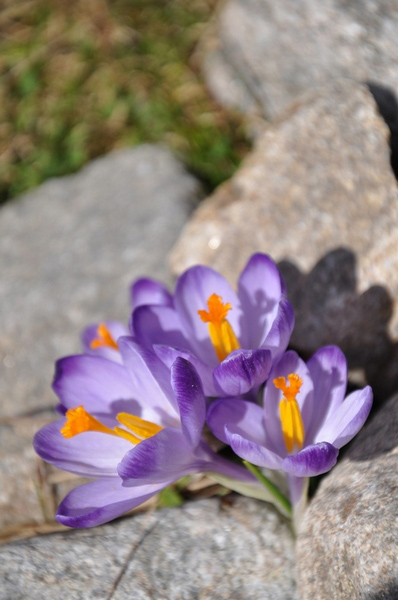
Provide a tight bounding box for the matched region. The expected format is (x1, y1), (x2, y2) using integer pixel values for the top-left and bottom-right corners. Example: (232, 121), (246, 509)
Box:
(273, 373), (305, 454)
(198, 293), (240, 362)
(60, 406), (163, 444)
(90, 323), (119, 350)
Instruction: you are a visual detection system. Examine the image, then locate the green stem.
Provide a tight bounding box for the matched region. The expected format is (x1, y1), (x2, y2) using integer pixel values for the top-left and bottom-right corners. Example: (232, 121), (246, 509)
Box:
(243, 460), (292, 516)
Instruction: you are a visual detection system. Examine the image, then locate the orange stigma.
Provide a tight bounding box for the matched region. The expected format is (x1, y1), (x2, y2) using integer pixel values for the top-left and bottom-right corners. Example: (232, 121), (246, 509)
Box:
(273, 373), (305, 454)
(90, 323), (118, 351)
(60, 406), (163, 445)
(198, 293), (240, 361)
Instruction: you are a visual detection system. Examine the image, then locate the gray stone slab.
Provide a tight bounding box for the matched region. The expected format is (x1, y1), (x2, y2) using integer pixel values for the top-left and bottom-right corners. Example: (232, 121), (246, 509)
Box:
(0, 497), (297, 600)
(296, 393), (398, 600)
(0, 145), (202, 418)
(170, 80), (398, 399)
(203, 0), (398, 121)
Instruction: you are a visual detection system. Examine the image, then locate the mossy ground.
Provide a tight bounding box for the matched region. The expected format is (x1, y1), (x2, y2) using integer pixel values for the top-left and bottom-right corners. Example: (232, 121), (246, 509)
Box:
(0, 0), (250, 202)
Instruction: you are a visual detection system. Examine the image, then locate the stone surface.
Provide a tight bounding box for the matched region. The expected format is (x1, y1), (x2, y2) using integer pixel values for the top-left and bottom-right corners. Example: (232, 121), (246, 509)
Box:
(0, 414), (55, 532)
(202, 0), (398, 121)
(0, 145), (201, 419)
(296, 393), (398, 600)
(0, 145), (201, 535)
(170, 80), (398, 399)
(0, 496), (297, 600)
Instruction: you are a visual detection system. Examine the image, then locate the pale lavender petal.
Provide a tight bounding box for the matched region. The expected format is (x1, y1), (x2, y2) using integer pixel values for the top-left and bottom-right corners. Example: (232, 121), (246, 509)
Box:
(287, 475), (307, 506)
(263, 351), (314, 457)
(130, 278), (173, 309)
(132, 305), (190, 351)
(202, 446), (261, 484)
(237, 253), (285, 347)
(52, 355), (136, 416)
(225, 429), (284, 469)
(282, 442), (338, 477)
(171, 357), (206, 447)
(305, 345), (348, 443)
(207, 398), (267, 446)
(174, 265), (242, 366)
(314, 386), (373, 449)
(118, 428), (198, 485)
(81, 321), (128, 363)
(154, 345), (217, 397)
(261, 295), (295, 358)
(213, 349), (272, 396)
(118, 337), (179, 424)
(56, 477), (173, 528)
(34, 421), (131, 477)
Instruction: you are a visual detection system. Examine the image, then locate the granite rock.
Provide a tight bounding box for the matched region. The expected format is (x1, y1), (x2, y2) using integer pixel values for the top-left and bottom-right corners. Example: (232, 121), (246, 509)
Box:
(0, 145), (201, 419)
(0, 496), (297, 600)
(296, 393), (398, 600)
(0, 414), (55, 532)
(170, 80), (398, 398)
(202, 0), (398, 121)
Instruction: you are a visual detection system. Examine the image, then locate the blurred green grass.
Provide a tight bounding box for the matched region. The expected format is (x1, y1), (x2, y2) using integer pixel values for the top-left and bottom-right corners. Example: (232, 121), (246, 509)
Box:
(0, 0), (250, 202)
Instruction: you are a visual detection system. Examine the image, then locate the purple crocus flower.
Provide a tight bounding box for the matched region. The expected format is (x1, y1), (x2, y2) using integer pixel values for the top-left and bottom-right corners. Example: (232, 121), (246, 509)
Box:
(207, 346), (373, 506)
(131, 253), (294, 397)
(81, 278), (172, 362)
(34, 338), (260, 528)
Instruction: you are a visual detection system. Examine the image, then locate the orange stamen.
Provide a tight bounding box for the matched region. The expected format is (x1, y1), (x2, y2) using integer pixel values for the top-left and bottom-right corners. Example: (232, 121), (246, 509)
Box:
(90, 323), (118, 351)
(273, 374), (305, 454)
(60, 406), (162, 445)
(198, 294), (240, 362)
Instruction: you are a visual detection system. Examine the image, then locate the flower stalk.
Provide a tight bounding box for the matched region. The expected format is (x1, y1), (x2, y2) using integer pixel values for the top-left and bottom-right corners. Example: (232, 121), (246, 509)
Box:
(243, 460), (292, 516)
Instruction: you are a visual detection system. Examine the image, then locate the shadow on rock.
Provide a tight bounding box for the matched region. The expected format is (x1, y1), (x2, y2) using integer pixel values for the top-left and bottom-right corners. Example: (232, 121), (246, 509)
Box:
(278, 247), (397, 407)
(367, 81), (398, 180)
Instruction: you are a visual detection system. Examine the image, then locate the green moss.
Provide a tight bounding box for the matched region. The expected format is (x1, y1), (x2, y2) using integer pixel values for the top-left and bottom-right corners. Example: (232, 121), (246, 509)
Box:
(0, 0), (250, 202)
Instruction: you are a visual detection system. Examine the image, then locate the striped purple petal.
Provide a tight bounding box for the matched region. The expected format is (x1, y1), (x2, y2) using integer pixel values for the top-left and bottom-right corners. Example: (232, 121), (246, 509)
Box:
(56, 477), (173, 528)
(282, 442), (339, 477)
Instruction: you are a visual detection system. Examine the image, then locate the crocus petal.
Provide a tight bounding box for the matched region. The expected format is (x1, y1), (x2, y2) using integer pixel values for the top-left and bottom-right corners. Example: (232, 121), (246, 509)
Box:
(56, 477), (172, 528)
(207, 398), (267, 446)
(237, 253), (285, 348)
(130, 277), (173, 309)
(153, 345), (217, 397)
(282, 442), (338, 477)
(174, 265), (242, 366)
(118, 337), (178, 423)
(118, 428), (199, 485)
(287, 475), (308, 507)
(53, 355), (136, 416)
(171, 357), (206, 447)
(305, 345), (348, 443)
(224, 429), (284, 470)
(314, 386), (373, 449)
(213, 348), (272, 396)
(33, 421), (132, 477)
(132, 305), (191, 351)
(263, 351), (314, 457)
(81, 321), (128, 363)
(261, 295), (295, 358)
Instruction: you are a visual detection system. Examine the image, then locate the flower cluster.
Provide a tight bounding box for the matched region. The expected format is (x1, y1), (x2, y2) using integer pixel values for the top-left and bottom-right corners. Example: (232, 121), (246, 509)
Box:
(34, 253), (373, 527)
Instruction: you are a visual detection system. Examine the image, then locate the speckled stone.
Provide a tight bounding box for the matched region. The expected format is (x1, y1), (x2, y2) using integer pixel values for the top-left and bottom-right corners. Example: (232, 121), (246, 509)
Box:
(202, 0), (398, 120)
(0, 414), (55, 531)
(0, 145), (202, 419)
(296, 393), (398, 600)
(0, 497), (297, 600)
(170, 80), (398, 398)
